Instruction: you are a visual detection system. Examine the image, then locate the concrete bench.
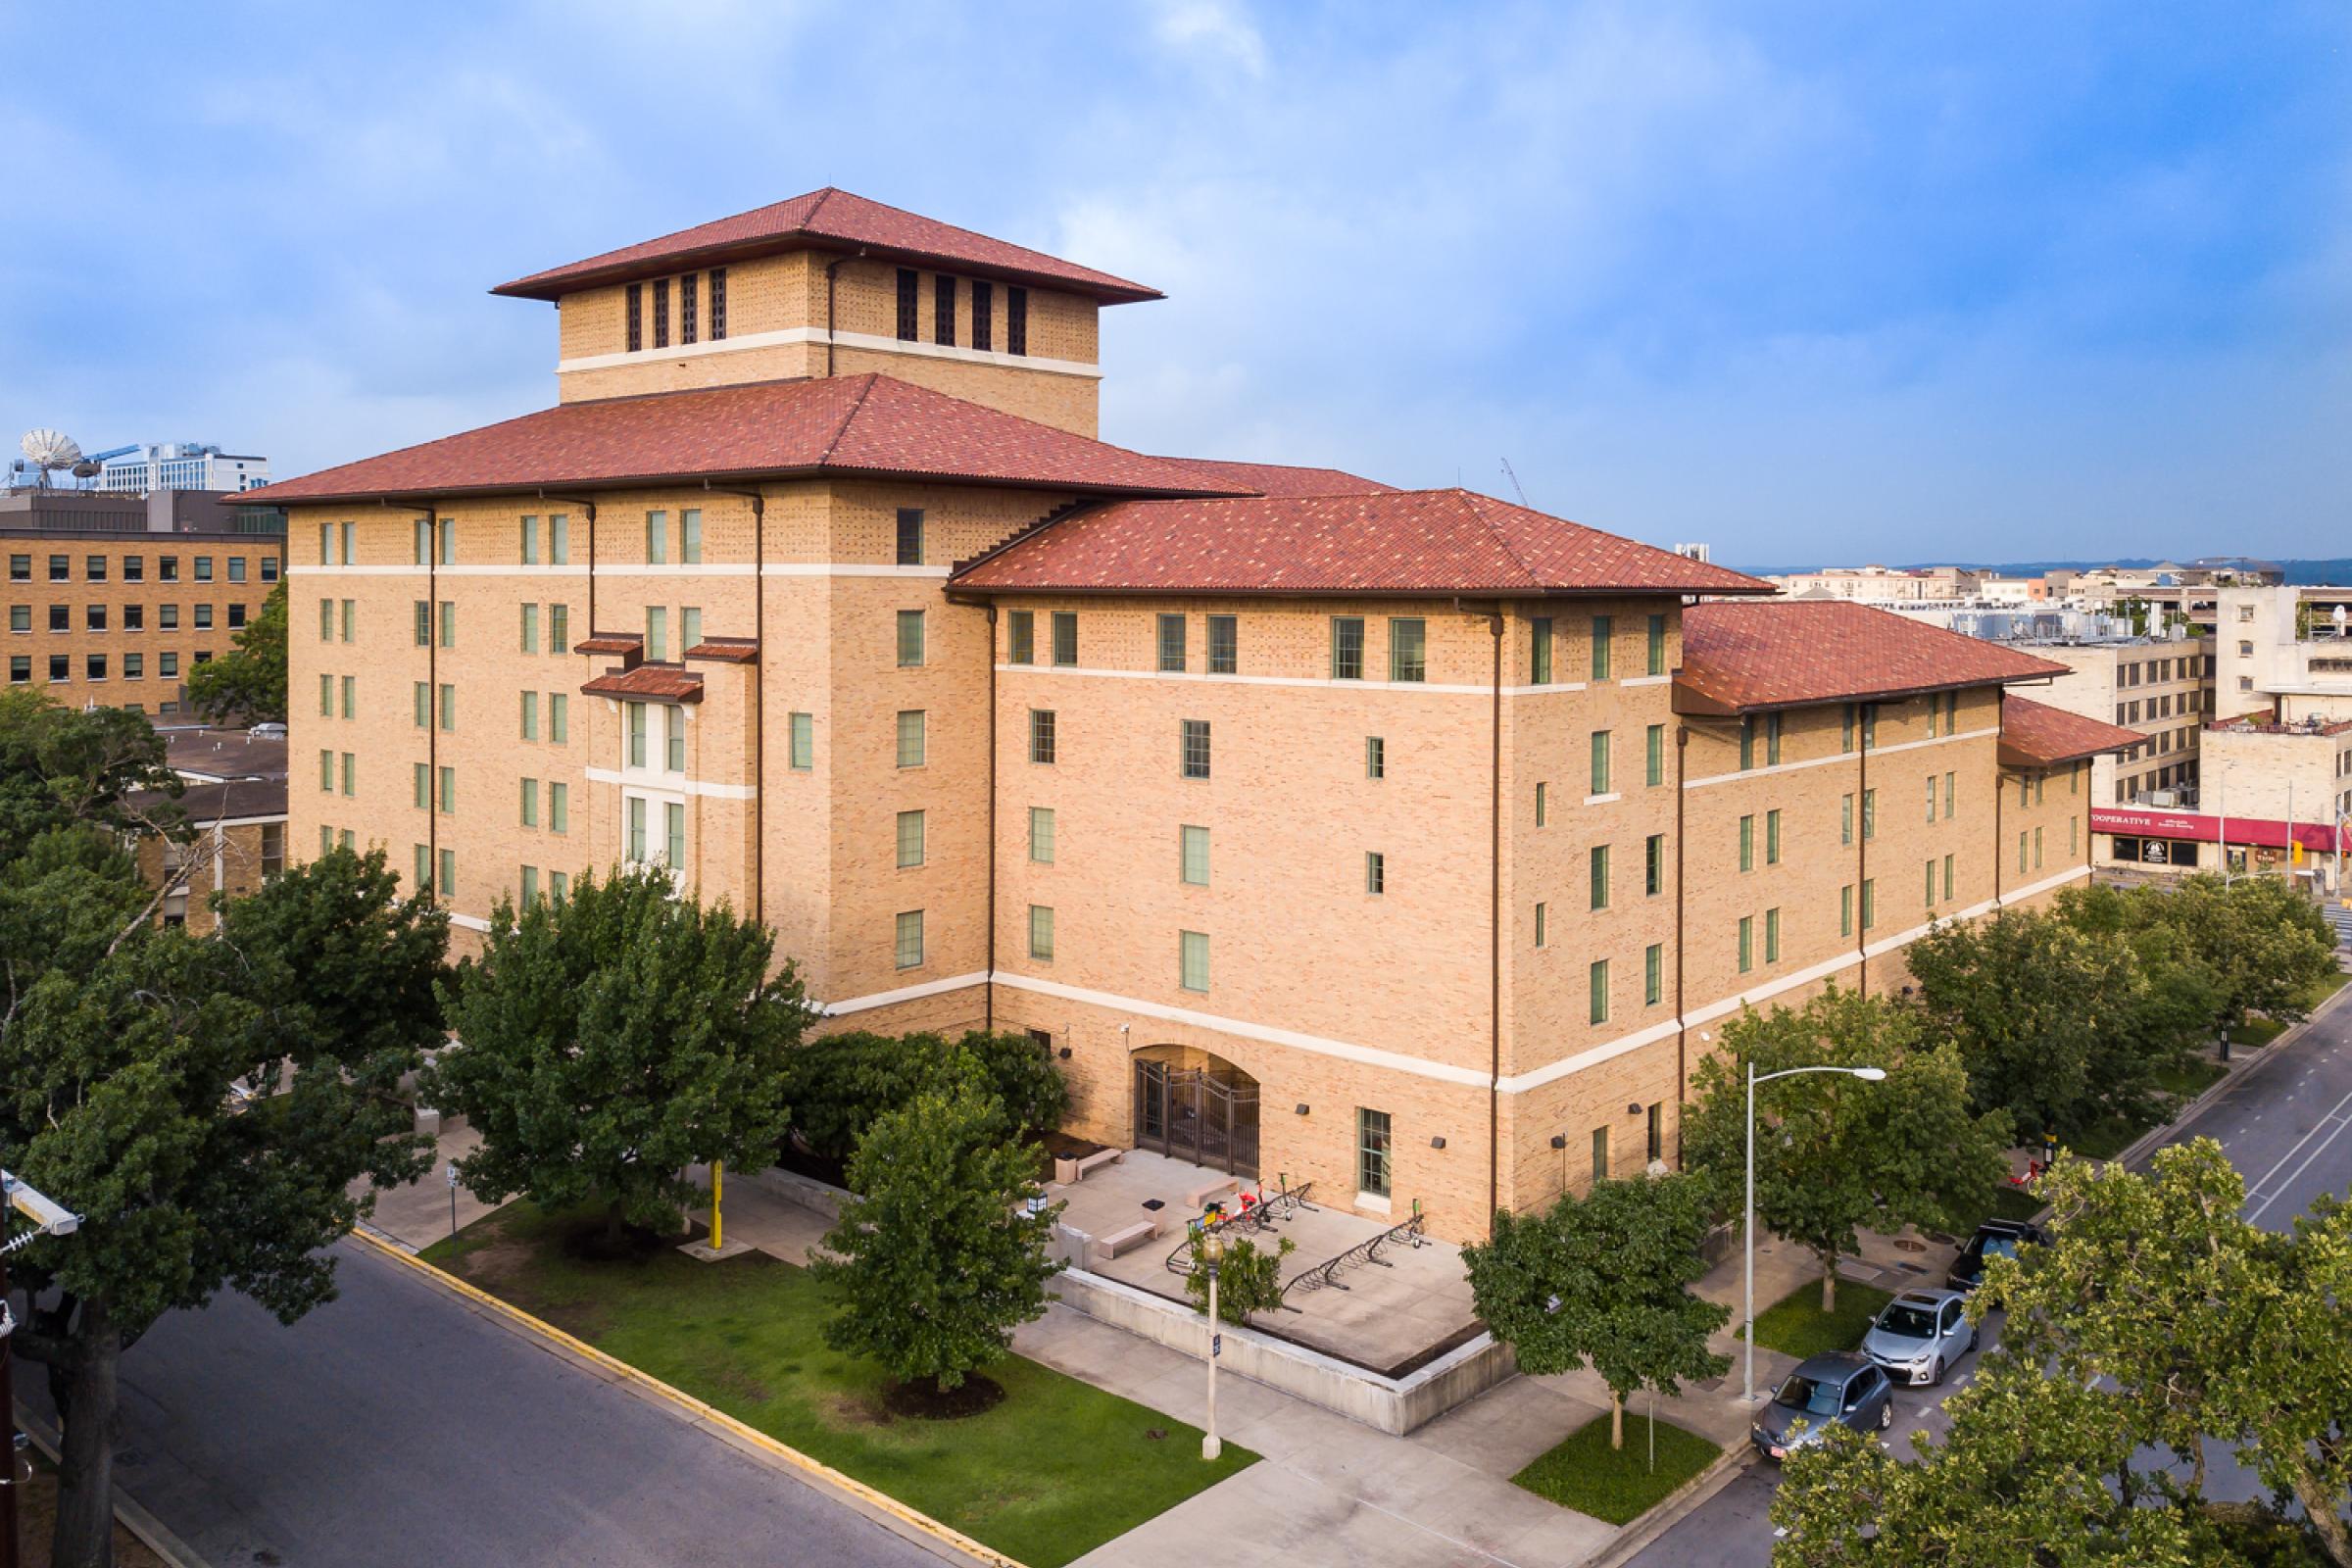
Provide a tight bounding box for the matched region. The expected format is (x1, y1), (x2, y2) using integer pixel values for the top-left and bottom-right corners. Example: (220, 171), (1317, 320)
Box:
(1075, 1147), (1125, 1179)
(1098, 1221), (1160, 1259)
(1185, 1176), (1241, 1211)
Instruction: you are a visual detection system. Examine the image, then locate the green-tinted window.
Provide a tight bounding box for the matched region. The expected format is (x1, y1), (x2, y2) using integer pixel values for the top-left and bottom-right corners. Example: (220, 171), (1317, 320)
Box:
(680, 508), (702, 564)
(1030, 709), (1055, 764)
(1029, 906), (1054, 961)
(1765, 906), (1780, 963)
(1592, 1126), (1609, 1183)
(1925, 858), (1936, 907)
(1157, 614), (1187, 673)
(340, 676), (354, 718)
(320, 598), (334, 642)
(1861, 878), (1876, 929)
(1388, 618), (1426, 682)
(681, 607), (701, 653)
(1862, 788), (1876, 840)
(1366, 735), (1385, 779)
(318, 749), (333, 793)
(1589, 958), (1609, 1024)
(413, 843), (429, 889)
(439, 848), (456, 898)
(1530, 616), (1553, 684)
(549, 603), (569, 651)
(1740, 814), (1754, 872)
(897, 610), (925, 667)
(1842, 704), (1855, 753)
(439, 683), (456, 732)
(897, 809), (925, 868)
(1646, 833), (1664, 896)
(1590, 614), (1612, 679)
(412, 762), (427, 809)
(664, 704), (685, 773)
(1007, 611), (1034, 664)
(1740, 716), (1754, 771)
(1330, 617), (1365, 680)
(550, 514), (569, 564)
(1767, 712), (1782, 766)
(1590, 844), (1609, 910)
(438, 601), (455, 649)
(645, 511), (667, 564)
(1051, 611), (1078, 666)
(645, 606), (667, 664)
(521, 691), (539, 741)
(1766, 808), (1782, 865)
(895, 910), (924, 970)
(1356, 1108), (1391, 1197)
(1943, 853), (1954, 900)
(1644, 943), (1662, 1005)
(519, 514), (539, 564)
(438, 766), (455, 813)
(1179, 930), (1209, 992)
(1535, 902), (1547, 948)
(1206, 614), (1238, 674)
(1534, 781), (1547, 826)
(319, 673), (332, 716)
(897, 710), (925, 767)
(1840, 884), (1854, 937)
(1646, 723), (1664, 786)
(1181, 718), (1210, 778)
(520, 602), (538, 654)
(1590, 729), (1611, 795)
(627, 797), (647, 862)
(340, 599), (354, 642)
(1366, 851), (1385, 896)
(520, 778), (539, 827)
(1030, 807), (1055, 863)
(549, 782), (568, 834)
(627, 703), (647, 767)
(1841, 793), (1854, 846)
(521, 864), (539, 904)
(1738, 915), (1753, 974)
(790, 712), (813, 769)
(1646, 612), (1666, 676)
(1181, 824), (1209, 886)
(414, 601), (429, 647)
(549, 693), (568, 744)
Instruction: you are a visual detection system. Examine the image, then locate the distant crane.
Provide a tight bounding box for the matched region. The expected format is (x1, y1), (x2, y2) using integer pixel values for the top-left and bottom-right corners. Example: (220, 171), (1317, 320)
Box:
(71, 444), (140, 480)
(1499, 458), (1530, 508)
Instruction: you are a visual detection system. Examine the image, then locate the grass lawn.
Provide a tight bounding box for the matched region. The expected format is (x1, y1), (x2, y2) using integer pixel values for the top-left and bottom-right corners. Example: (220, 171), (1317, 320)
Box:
(2294, 968), (2351, 1009)
(2229, 1016), (2287, 1049)
(1512, 1412), (1723, 1526)
(2153, 1057), (2229, 1099)
(2067, 1113), (2152, 1161)
(1745, 1279), (1893, 1360)
(421, 1202), (1254, 1567)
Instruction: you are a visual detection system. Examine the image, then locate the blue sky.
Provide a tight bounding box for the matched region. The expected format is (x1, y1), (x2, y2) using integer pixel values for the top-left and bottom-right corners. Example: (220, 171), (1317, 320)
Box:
(4, 0), (2348, 564)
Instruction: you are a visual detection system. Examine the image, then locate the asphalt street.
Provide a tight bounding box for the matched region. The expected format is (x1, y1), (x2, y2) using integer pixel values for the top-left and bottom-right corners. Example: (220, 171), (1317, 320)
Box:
(22, 1238), (946, 1568)
(1627, 989), (2352, 1568)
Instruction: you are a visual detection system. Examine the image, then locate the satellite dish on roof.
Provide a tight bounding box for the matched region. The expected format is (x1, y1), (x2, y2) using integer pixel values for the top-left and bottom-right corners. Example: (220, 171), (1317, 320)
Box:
(21, 429), (82, 469)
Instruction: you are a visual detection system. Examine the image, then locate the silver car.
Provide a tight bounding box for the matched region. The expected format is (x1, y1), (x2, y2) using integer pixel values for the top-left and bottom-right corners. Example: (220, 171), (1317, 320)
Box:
(1861, 1288), (1976, 1386)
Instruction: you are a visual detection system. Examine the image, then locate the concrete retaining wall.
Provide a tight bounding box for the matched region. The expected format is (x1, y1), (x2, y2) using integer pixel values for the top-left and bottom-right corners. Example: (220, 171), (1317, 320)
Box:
(750, 1164), (847, 1221)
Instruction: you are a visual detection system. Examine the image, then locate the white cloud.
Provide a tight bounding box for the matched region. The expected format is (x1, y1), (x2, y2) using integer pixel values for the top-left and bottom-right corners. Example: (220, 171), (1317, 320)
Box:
(1149, 0), (1269, 79)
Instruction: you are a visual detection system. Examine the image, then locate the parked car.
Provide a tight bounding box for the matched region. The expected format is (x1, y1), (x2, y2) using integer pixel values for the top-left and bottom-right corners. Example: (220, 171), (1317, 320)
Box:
(1861, 1288), (1977, 1386)
(1750, 1352), (1894, 1461)
(1946, 1218), (2050, 1298)
(248, 721), (288, 739)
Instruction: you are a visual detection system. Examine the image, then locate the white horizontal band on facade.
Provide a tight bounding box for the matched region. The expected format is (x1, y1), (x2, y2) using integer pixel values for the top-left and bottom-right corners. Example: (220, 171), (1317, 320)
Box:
(762, 564), (952, 578)
(1620, 674), (1673, 688)
(816, 969), (993, 1017)
(582, 765), (757, 801)
(450, 912), (492, 933)
(555, 326), (1104, 382)
(285, 564), (950, 579)
(1682, 726), (2001, 792)
(997, 663), (1496, 697)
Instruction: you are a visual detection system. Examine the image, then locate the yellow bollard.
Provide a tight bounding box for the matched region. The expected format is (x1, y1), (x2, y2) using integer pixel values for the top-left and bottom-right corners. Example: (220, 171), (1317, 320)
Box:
(711, 1160), (723, 1251)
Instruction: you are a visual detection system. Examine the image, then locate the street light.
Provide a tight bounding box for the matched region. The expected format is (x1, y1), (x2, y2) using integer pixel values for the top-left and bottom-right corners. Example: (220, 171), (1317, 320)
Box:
(1200, 1228), (1224, 1461)
(1744, 1065), (1886, 1404)
(3, 1170), (83, 1568)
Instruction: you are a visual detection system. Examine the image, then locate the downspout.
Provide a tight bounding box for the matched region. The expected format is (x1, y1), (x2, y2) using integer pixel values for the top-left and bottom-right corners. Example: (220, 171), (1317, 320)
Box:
(1857, 710), (1870, 991)
(537, 489), (599, 633)
(824, 247), (868, 378)
(705, 482), (767, 928)
(1489, 611), (1504, 1229)
(986, 604), (1000, 1032)
(1994, 761), (2005, 907)
(1674, 723), (1690, 1159)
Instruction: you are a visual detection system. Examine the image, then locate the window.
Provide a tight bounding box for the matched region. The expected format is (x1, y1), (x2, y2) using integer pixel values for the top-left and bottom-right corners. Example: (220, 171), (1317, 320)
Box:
(1862, 704), (1878, 749)
(1591, 614), (1612, 679)
(971, 279), (993, 351)
(1007, 610), (1034, 664)
(340, 675), (355, 718)
(47, 555), (68, 583)
(1366, 851), (1386, 896)
(934, 273), (956, 345)
(193, 604), (213, 631)
(1389, 618), (1426, 682)
(439, 849), (457, 898)
(520, 778), (539, 828)
(898, 610), (926, 667)
(1646, 833), (1664, 896)
(627, 702), (647, 767)
(1590, 844), (1610, 909)
(519, 514), (540, 564)
(896, 269), (919, 340)
(550, 514), (569, 564)
(1841, 884), (1854, 937)
(1207, 614), (1237, 674)
(651, 276), (670, 349)
(1357, 1108), (1392, 1197)
(1861, 878), (1876, 929)
(1051, 611), (1077, 666)
(1592, 1126), (1610, 1184)
(1180, 930), (1210, 993)
(230, 604), (248, 630)
(1028, 905), (1054, 961)
(1740, 716), (1755, 771)
(413, 762), (428, 808)
(664, 704), (686, 772)
(6, 606), (22, 633)
(158, 606), (178, 631)
(439, 683), (456, 731)
(436, 519), (453, 566)
(1740, 814), (1754, 872)
(1157, 614), (1187, 673)
(1030, 807), (1055, 863)
(318, 751), (334, 792)
(1181, 718), (1211, 778)
(709, 270), (727, 340)
(160, 556), (177, 582)
(123, 654), (141, 680)
(85, 555), (107, 583)
(1862, 788), (1876, 841)
(549, 782), (568, 834)
(2034, 825), (2044, 869)
(1645, 944), (1663, 1006)
(1331, 616), (1366, 679)
(1590, 729), (1611, 795)
(413, 601), (429, 647)
(521, 865), (540, 905)
(1765, 906), (1781, 963)
(1767, 713), (1783, 765)
(1535, 782), (1547, 826)
(1944, 770), (1955, 818)
(85, 655), (107, 682)
(439, 766), (456, 813)
(47, 654), (65, 682)
(1530, 616), (1553, 684)
(625, 282), (643, 351)
(646, 511), (668, 565)
(1006, 285), (1027, 356)
(520, 602), (539, 654)
(1030, 709), (1056, 763)
(1647, 612), (1667, 676)
(550, 603), (569, 650)
(1767, 808), (1782, 864)
(1181, 824), (1209, 885)
(1739, 914), (1754, 974)
(549, 693), (568, 744)
(1647, 723), (1665, 787)
(897, 809), (925, 868)
(124, 556), (143, 582)
(85, 605), (106, 632)
(6, 556), (24, 582)
(678, 270), (699, 345)
(1535, 902), (1547, 948)
(1366, 735), (1386, 779)
(1841, 793), (1854, 846)
(158, 652), (176, 678)
(894, 508), (923, 567)
(627, 797), (647, 862)
(790, 712), (814, 769)
(439, 601), (455, 648)
(897, 710), (926, 767)
(1589, 958), (1609, 1024)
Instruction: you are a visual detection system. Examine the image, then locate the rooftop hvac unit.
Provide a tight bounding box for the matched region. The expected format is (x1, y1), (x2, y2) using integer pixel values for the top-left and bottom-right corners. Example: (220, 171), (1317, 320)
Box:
(2148, 790), (2180, 808)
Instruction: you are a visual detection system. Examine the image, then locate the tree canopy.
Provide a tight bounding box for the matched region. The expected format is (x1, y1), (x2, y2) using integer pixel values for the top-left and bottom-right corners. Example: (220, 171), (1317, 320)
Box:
(429, 864), (809, 1238)
(184, 579), (288, 724)
(781, 1026), (1067, 1166)
(1463, 1173), (1730, 1447)
(1683, 986), (2012, 1311)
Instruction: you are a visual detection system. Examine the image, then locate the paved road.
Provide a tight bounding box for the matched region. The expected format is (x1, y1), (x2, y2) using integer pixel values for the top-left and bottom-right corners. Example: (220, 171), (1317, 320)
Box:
(25, 1238), (944, 1568)
(1628, 994), (2352, 1568)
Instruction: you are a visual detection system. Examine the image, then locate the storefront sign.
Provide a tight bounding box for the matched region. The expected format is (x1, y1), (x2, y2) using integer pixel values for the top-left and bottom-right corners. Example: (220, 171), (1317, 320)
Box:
(2090, 808), (2349, 854)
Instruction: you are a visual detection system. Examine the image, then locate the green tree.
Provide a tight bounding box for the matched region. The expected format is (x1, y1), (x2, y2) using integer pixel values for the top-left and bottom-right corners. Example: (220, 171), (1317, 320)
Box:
(781, 1028), (1066, 1165)
(1906, 907), (2183, 1139)
(1182, 1228), (1295, 1323)
(0, 688), (181, 867)
(812, 1082), (1062, 1395)
(2064, 876), (2335, 1049)
(429, 865), (808, 1241)
(183, 580), (288, 724)
(2, 840), (446, 1568)
(1462, 1174), (1730, 1448)
(1683, 986), (2012, 1312)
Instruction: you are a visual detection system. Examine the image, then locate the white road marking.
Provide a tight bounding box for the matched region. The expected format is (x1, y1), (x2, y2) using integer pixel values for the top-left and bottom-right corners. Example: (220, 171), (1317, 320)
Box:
(2247, 1109), (2352, 1223)
(2242, 1080), (2352, 1222)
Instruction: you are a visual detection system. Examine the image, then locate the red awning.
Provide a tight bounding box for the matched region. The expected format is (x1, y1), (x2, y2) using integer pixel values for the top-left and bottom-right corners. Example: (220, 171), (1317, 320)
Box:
(2090, 808), (2350, 853)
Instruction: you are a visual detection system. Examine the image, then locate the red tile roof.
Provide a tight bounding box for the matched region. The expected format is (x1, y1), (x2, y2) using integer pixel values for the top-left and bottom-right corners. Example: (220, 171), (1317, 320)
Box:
(949, 489), (1773, 598)
(1677, 602), (2071, 713)
(237, 375), (1250, 508)
(581, 665), (705, 704)
(1151, 457), (1397, 498)
(685, 638), (760, 663)
(492, 187), (1161, 304)
(573, 632), (645, 658)
(2000, 696), (2140, 766)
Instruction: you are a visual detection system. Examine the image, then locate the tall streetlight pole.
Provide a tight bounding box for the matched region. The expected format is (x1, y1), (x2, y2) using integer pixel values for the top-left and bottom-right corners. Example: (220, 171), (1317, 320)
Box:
(1199, 1229), (1225, 1460)
(1744, 1063), (1886, 1403)
(2, 1171), (82, 1568)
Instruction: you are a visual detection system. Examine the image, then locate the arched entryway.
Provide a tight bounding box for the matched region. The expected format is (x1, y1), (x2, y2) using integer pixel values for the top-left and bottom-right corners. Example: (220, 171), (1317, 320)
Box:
(1132, 1045), (1260, 1176)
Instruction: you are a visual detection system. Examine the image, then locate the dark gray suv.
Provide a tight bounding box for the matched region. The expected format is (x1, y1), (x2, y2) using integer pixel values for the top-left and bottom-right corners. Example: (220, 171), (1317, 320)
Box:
(1750, 1352), (1894, 1462)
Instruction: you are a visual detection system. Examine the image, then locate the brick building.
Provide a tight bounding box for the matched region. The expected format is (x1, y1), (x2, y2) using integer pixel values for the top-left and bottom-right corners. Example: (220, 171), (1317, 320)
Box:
(245, 188), (2135, 1240)
(128, 725), (289, 934)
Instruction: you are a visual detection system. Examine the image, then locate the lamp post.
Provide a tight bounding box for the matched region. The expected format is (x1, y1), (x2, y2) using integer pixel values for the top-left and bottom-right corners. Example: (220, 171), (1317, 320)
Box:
(3, 1170), (82, 1568)
(1200, 1228), (1224, 1460)
(1744, 1064), (1886, 1404)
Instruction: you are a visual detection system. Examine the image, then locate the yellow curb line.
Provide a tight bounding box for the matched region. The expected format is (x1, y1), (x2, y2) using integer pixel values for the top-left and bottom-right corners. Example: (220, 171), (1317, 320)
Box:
(347, 1226), (1027, 1568)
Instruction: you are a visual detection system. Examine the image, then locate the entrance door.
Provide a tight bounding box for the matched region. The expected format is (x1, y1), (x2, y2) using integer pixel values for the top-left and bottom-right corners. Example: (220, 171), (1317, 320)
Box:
(1132, 1050), (1259, 1177)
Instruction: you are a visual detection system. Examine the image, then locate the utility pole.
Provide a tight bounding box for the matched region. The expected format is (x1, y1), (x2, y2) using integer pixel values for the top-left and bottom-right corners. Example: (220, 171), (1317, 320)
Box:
(2, 1171), (82, 1568)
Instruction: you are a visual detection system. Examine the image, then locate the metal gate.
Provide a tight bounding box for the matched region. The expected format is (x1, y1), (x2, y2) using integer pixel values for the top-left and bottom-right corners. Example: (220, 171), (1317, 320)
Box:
(1134, 1058), (1260, 1177)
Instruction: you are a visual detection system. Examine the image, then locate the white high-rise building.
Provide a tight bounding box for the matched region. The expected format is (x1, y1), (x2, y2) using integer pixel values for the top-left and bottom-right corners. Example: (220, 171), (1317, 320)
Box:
(96, 443), (271, 494)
